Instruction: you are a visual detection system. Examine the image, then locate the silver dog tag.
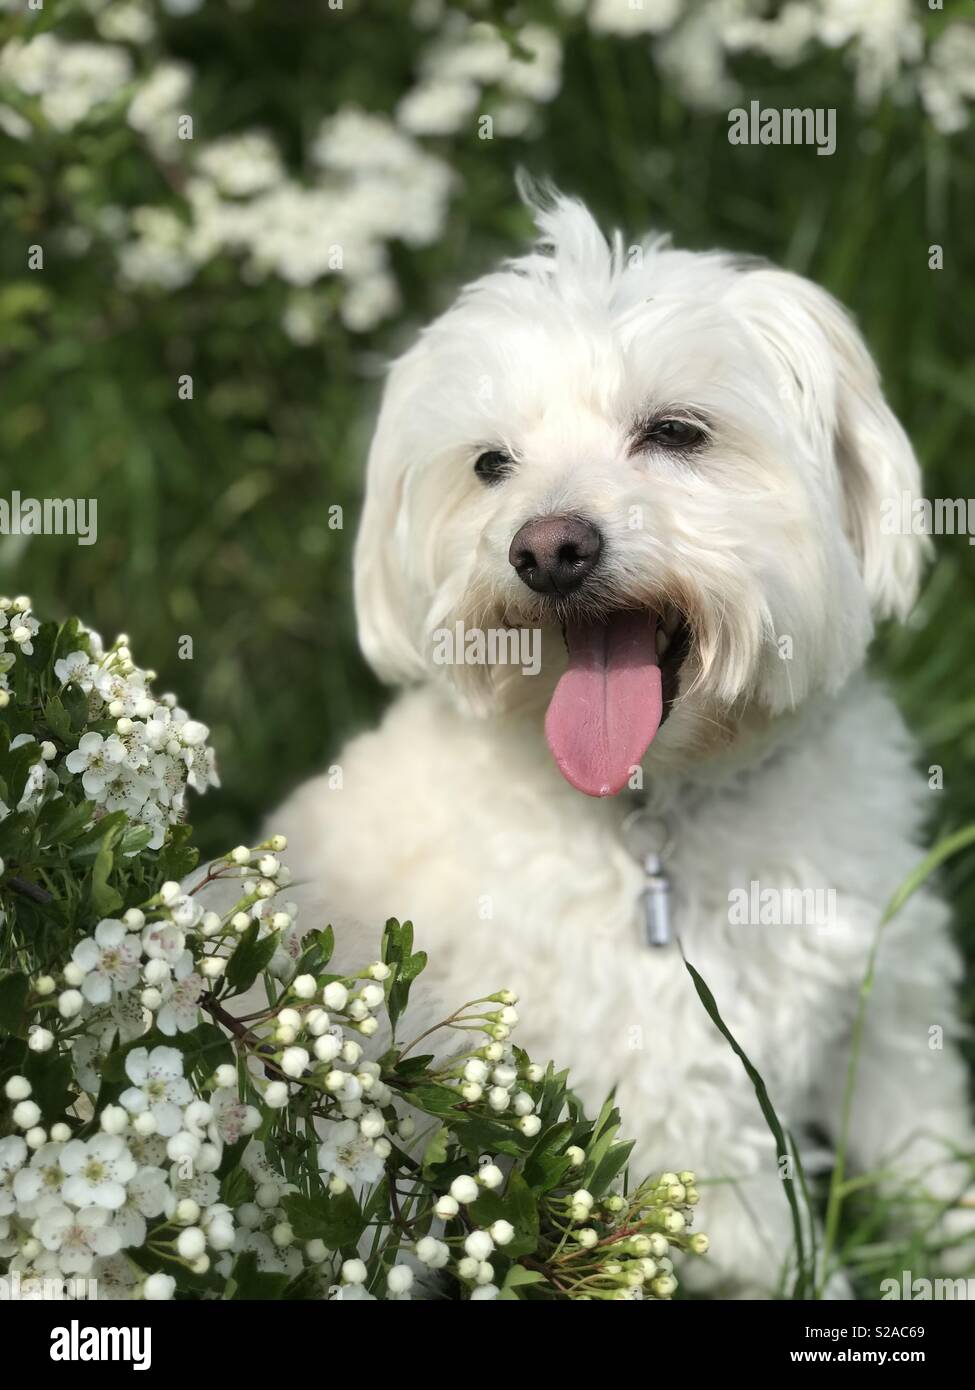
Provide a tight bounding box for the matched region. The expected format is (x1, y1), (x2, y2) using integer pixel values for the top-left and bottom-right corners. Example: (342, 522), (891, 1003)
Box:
(640, 851), (672, 948)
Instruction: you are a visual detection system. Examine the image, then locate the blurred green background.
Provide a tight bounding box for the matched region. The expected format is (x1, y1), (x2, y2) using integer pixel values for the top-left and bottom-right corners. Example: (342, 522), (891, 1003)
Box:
(1, 0), (973, 1022)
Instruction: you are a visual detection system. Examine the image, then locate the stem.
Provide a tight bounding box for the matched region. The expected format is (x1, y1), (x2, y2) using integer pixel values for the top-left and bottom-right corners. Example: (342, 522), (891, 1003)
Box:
(7, 875), (53, 904)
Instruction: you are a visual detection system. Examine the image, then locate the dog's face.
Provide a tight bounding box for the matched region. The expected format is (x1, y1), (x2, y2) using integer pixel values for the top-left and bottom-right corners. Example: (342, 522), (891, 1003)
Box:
(355, 196), (927, 795)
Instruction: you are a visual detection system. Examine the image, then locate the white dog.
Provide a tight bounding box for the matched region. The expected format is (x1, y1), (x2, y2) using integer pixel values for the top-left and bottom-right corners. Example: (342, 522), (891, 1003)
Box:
(266, 194), (973, 1296)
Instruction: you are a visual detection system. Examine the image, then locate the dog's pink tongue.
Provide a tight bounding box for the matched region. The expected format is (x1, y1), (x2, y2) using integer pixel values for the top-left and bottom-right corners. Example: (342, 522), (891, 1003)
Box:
(545, 611), (662, 798)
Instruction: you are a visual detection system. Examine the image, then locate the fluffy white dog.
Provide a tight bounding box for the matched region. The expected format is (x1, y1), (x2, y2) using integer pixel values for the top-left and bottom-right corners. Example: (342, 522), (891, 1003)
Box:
(267, 194), (973, 1296)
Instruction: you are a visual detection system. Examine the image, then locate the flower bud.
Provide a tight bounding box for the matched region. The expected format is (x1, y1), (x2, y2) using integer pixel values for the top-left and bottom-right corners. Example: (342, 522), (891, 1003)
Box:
(177, 1227), (206, 1261)
(58, 989), (84, 1018)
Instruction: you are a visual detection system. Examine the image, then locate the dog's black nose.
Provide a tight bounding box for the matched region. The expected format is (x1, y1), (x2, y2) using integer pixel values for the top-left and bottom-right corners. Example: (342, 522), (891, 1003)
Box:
(508, 514), (602, 596)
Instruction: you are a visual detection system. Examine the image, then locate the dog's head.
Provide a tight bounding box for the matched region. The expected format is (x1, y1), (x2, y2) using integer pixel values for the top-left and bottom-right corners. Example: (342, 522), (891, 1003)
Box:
(354, 192), (927, 795)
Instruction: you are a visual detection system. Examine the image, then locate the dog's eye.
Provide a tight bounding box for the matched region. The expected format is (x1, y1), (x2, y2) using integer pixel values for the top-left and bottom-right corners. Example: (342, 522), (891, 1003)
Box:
(474, 449), (513, 485)
(635, 418), (707, 452)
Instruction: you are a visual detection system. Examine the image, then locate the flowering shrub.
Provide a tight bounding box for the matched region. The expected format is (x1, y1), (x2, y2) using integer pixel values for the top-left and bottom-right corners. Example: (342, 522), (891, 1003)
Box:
(0, 1), (970, 338)
(0, 600), (707, 1301)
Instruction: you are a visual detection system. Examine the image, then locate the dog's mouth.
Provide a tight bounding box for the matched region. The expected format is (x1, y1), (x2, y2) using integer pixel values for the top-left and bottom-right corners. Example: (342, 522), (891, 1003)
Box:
(544, 605), (691, 798)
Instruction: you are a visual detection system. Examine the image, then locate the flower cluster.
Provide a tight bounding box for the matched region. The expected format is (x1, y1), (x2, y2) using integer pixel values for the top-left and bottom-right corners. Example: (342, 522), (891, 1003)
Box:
(3, 2), (965, 343)
(0, 596), (217, 848)
(591, 0), (972, 126)
(1, 1046), (244, 1300)
(1, 613), (707, 1302)
(2, 831), (709, 1300)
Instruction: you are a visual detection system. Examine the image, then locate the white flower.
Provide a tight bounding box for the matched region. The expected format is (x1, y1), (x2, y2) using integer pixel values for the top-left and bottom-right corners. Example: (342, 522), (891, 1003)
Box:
(329, 1282), (376, 1300)
(90, 1253), (140, 1299)
(414, 1235), (449, 1269)
(589, 0), (680, 37)
(141, 920), (186, 965)
(341, 1257), (367, 1285)
(0, 35), (132, 132)
(35, 1202), (122, 1273)
(322, 981), (348, 1011)
(263, 1080), (289, 1109)
(13, 1100), (41, 1130)
(177, 1226), (206, 1260)
(317, 1120), (384, 1186)
(143, 1271), (176, 1300)
(396, 77), (479, 136)
(387, 1263), (414, 1295)
(464, 1229), (494, 1261)
(72, 918), (142, 1004)
(61, 1134), (137, 1210)
(113, 1165), (169, 1247)
(127, 60), (192, 154)
(64, 731), (128, 799)
(120, 1046), (192, 1137)
(449, 1174), (479, 1205)
(0, 1136), (27, 1216)
(156, 954), (204, 1036)
(920, 24), (975, 135)
(208, 1089), (259, 1145)
(54, 648), (96, 690)
(490, 1219), (515, 1246)
(280, 1047), (309, 1079)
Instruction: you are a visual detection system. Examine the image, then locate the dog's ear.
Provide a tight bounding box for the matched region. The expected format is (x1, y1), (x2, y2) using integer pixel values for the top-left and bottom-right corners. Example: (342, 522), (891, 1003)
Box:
(731, 267), (929, 621)
(353, 349), (429, 685)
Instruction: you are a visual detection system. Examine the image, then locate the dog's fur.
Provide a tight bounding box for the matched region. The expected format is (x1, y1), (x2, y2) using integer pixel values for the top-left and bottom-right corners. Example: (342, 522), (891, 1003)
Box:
(267, 196), (973, 1295)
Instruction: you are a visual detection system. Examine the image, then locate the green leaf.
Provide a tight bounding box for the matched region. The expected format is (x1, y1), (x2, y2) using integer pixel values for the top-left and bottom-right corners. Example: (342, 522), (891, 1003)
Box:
(420, 1124), (450, 1176)
(382, 918), (426, 1033)
(589, 1140), (634, 1200)
(220, 1163), (253, 1207)
(60, 682), (90, 732)
(683, 951), (811, 1298)
(90, 825), (124, 917)
(225, 920), (279, 993)
(229, 1251), (292, 1301)
(501, 1171), (540, 1258)
(0, 809), (33, 860)
(0, 971), (29, 1035)
(36, 795), (95, 848)
(282, 1189), (364, 1248)
(406, 1082), (464, 1117)
(295, 925), (334, 978)
(43, 695), (71, 741)
(156, 823), (199, 882)
(498, 1265), (547, 1300)
(24, 1047), (74, 1123)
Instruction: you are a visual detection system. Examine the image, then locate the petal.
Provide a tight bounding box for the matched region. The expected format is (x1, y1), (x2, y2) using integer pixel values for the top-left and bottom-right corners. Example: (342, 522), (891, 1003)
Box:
(95, 920), (125, 947)
(119, 1088), (147, 1116)
(82, 972), (112, 1005)
(124, 1048), (149, 1086)
(59, 1141), (87, 1176)
(72, 939), (100, 972)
